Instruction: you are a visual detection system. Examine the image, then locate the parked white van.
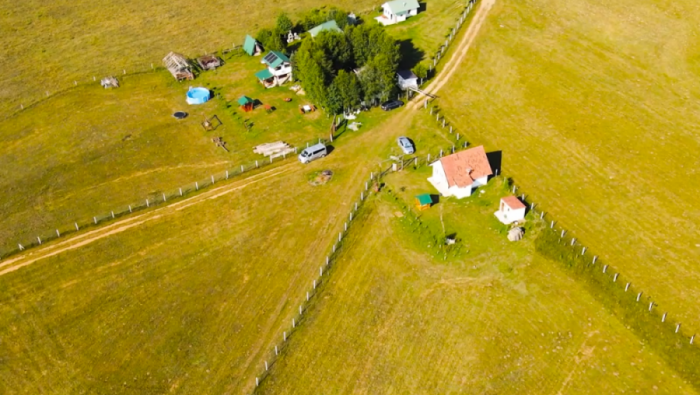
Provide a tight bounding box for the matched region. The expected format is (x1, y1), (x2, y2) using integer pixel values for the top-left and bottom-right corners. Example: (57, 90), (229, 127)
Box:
(298, 143), (327, 164)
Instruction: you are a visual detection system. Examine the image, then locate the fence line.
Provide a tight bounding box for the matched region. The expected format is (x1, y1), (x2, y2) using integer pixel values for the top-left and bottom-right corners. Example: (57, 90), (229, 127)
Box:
(0, 137), (327, 261)
(409, 92), (700, 381)
(249, 168), (384, 393)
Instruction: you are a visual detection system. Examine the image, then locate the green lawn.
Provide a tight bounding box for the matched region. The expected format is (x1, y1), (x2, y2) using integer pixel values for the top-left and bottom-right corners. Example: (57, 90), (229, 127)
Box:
(0, 51), (390, 255)
(259, 169), (697, 394)
(437, 0), (700, 331)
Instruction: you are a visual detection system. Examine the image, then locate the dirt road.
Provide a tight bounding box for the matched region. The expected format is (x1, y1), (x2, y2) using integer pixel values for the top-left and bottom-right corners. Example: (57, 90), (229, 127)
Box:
(0, 164), (294, 277)
(409, 0), (496, 110)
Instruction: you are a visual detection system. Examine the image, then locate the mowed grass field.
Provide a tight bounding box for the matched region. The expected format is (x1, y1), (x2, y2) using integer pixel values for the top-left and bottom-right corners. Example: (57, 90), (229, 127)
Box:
(0, 131), (384, 393)
(0, 51), (391, 254)
(438, 0), (700, 329)
(0, 0), (462, 255)
(0, 0), (459, 116)
(259, 170), (697, 394)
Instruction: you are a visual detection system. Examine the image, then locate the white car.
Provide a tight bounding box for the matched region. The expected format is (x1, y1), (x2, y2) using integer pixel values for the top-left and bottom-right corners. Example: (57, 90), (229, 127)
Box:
(397, 136), (415, 154)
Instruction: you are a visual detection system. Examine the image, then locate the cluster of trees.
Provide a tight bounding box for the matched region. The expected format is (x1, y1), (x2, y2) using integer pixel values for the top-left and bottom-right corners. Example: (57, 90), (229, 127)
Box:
(255, 8), (350, 54)
(294, 24), (401, 114)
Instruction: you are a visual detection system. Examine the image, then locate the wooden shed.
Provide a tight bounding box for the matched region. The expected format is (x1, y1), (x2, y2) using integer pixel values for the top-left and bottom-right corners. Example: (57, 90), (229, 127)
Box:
(415, 194), (432, 211)
(163, 52), (194, 81)
(197, 54), (221, 71)
(238, 96), (254, 112)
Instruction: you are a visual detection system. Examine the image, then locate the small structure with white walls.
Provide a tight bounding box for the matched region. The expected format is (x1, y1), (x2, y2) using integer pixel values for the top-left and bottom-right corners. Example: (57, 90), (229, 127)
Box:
(495, 196), (526, 224)
(376, 0), (420, 25)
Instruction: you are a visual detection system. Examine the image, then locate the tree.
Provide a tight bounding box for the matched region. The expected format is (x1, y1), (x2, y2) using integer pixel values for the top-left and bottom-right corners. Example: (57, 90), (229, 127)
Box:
(413, 63), (428, 80)
(256, 28), (286, 53)
(315, 31), (353, 71)
(276, 13), (294, 33)
(331, 70), (362, 111)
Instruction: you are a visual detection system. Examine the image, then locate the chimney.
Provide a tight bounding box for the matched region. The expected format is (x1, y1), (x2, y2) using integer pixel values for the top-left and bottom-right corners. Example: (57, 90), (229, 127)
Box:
(466, 167), (473, 174)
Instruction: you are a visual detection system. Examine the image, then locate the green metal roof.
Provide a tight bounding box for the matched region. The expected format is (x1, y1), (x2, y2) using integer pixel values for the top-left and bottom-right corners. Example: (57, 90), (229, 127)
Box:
(384, 0), (420, 15)
(308, 20), (343, 38)
(416, 194), (432, 205)
(237, 96), (253, 105)
(262, 51), (290, 68)
(243, 35), (258, 56)
(255, 69), (274, 80)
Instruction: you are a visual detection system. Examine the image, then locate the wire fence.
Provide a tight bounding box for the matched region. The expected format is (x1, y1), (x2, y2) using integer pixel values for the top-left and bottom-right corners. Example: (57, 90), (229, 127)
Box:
(0, 137), (327, 261)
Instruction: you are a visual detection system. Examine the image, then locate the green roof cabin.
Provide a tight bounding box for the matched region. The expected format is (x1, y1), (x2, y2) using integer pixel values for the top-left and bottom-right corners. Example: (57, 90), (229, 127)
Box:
(255, 51), (292, 88)
(238, 96), (254, 112)
(415, 194), (433, 211)
(377, 0), (420, 25)
(308, 20), (343, 38)
(243, 35), (262, 56)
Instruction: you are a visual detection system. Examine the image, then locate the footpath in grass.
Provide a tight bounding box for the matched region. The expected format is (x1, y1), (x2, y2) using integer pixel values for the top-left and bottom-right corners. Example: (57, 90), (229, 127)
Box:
(0, 51), (387, 256)
(0, 102), (413, 394)
(437, 0), (700, 329)
(258, 169), (697, 394)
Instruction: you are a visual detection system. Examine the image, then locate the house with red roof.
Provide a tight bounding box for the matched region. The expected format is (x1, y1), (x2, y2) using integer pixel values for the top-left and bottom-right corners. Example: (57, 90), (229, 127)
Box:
(495, 196), (527, 224)
(427, 145), (493, 199)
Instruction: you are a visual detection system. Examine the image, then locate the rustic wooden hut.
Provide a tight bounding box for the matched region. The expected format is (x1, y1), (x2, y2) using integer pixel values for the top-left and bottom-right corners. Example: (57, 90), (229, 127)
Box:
(163, 52), (194, 81)
(238, 96), (254, 112)
(197, 54), (221, 71)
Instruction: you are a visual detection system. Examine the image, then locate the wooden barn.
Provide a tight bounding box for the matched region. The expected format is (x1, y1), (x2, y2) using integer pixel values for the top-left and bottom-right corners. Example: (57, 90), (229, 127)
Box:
(163, 52), (194, 81)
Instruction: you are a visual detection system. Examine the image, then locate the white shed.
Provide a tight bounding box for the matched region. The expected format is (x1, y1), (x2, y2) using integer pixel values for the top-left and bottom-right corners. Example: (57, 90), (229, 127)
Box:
(376, 0), (420, 25)
(495, 196), (526, 224)
(397, 70), (418, 90)
(427, 145), (493, 199)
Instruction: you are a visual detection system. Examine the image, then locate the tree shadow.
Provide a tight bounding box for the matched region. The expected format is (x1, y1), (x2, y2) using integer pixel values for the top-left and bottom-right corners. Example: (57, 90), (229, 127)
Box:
(486, 150), (502, 179)
(398, 39), (425, 70)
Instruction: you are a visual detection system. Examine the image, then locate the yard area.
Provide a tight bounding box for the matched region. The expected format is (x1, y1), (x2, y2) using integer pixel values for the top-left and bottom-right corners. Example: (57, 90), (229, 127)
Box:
(437, 0), (700, 330)
(258, 168), (696, 394)
(0, 51), (388, 255)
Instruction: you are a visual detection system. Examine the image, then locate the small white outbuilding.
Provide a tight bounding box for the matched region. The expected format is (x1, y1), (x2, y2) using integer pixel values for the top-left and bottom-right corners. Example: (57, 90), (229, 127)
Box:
(376, 0), (420, 25)
(495, 196), (526, 224)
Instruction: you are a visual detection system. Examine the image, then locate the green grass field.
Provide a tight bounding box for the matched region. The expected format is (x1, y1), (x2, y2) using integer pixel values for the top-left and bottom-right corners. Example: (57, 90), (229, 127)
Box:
(0, 0), (461, 256)
(3, 0), (700, 392)
(437, 0), (700, 330)
(0, 0), (460, 117)
(259, 169), (696, 394)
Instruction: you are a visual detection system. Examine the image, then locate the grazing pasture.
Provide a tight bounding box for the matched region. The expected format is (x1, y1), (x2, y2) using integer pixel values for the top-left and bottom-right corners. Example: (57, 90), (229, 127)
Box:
(438, 0), (700, 330)
(258, 170), (697, 394)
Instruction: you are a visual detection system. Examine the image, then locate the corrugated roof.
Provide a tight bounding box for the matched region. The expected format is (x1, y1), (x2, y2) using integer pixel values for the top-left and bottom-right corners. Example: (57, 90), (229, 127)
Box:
(416, 194), (432, 205)
(255, 69), (274, 80)
(308, 20), (343, 37)
(502, 196), (526, 210)
(237, 96), (253, 105)
(383, 0), (420, 15)
(438, 146), (493, 188)
(262, 51), (290, 68)
(397, 69), (417, 81)
(243, 35), (257, 56)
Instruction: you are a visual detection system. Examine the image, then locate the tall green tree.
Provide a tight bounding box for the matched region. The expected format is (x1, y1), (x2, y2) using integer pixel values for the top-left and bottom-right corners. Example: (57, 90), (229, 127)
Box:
(256, 28), (286, 53)
(331, 70), (362, 111)
(276, 13), (294, 33)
